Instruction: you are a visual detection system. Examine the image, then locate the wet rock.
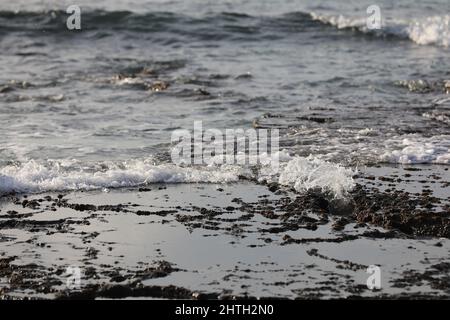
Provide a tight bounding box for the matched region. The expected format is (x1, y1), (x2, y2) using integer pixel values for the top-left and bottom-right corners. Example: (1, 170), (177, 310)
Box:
(297, 115), (334, 123)
(332, 217), (348, 231)
(350, 184), (450, 238)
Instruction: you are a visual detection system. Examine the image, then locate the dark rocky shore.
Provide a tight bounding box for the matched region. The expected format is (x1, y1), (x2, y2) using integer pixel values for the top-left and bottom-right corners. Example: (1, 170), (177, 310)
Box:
(1, 165), (449, 299)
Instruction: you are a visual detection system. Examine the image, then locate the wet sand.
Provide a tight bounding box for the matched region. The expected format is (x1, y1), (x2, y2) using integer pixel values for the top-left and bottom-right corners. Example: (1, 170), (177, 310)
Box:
(1, 165), (449, 299)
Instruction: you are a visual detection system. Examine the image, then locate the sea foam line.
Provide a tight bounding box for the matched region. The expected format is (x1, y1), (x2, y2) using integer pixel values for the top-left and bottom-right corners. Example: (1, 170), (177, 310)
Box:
(0, 154), (355, 198)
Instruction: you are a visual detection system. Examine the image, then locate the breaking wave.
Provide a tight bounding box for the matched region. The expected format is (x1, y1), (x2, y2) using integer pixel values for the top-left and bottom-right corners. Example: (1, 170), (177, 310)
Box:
(1, 9), (449, 46)
(310, 12), (450, 47)
(0, 153), (355, 198)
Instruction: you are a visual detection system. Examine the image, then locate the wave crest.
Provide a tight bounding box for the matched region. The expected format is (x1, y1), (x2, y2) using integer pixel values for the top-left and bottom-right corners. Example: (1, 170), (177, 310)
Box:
(310, 12), (450, 47)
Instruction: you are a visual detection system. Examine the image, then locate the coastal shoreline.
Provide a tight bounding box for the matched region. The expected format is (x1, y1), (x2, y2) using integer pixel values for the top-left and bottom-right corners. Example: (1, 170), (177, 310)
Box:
(1, 164), (449, 299)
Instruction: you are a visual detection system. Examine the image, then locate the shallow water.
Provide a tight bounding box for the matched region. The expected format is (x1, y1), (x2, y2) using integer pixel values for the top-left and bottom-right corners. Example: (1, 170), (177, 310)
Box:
(1, 179), (449, 299)
(2, 1), (450, 300)
(1, 0), (449, 196)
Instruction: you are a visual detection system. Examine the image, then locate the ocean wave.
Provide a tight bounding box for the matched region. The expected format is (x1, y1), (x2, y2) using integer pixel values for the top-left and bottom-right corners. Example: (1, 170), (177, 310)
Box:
(0, 154), (355, 198)
(1, 9), (449, 47)
(0, 9), (306, 42)
(0, 10), (184, 33)
(310, 12), (450, 47)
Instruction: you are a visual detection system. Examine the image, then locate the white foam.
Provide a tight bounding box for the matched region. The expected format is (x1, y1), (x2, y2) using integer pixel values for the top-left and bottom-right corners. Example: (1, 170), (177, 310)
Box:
(407, 15), (450, 47)
(381, 136), (450, 164)
(310, 12), (450, 47)
(0, 153), (356, 198)
(258, 154), (355, 198)
(277, 156), (355, 198)
(0, 159), (246, 194)
(310, 12), (368, 30)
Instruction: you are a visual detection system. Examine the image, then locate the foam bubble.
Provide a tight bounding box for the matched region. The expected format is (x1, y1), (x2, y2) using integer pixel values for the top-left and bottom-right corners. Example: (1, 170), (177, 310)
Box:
(407, 15), (450, 47)
(259, 154), (355, 198)
(277, 156), (355, 198)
